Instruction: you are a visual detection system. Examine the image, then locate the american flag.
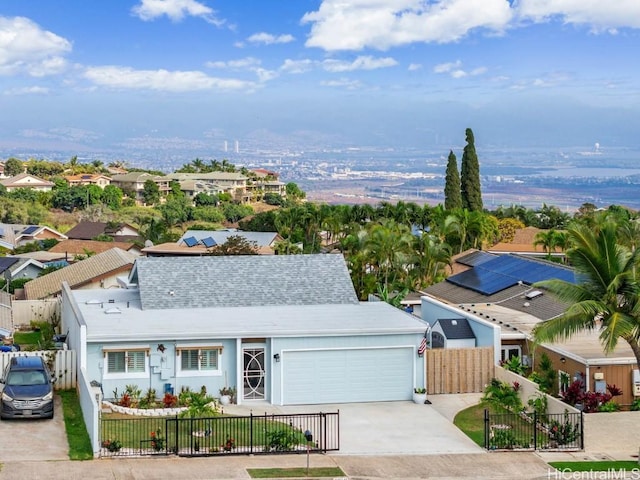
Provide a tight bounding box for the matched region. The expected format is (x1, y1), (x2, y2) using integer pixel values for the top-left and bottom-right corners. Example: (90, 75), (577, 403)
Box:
(418, 328), (429, 356)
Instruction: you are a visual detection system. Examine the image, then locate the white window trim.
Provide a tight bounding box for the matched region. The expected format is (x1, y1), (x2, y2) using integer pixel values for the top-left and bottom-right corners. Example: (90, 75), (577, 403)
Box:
(501, 345), (522, 362)
(176, 345), (223, 378)
(103, 346), (150, 380)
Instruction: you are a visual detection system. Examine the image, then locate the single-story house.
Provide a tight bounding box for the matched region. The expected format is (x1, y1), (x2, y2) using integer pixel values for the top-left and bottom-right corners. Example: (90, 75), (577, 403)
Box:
(0, 223), (68, 251)
(62, 254), (429, 405)
(422, 250), (640, 406)
(48, 239), (142, 261)
(23, 248), (137, 300)
(65, 221), (141, 243)
(142, 230), (281, 256)
(0, 256), (45, 281)
(0, 173), (54, 192)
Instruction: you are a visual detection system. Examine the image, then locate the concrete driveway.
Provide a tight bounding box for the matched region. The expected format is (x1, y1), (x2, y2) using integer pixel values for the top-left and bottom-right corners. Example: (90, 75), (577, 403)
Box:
(0, 394), (69, 461)
(225, 394), (484, 456)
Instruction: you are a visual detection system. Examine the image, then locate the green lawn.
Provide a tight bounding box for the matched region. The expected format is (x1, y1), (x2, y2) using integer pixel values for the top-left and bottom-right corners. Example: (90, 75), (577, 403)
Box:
(101, 412), (308, 453)
(453, 402), (488, 447)
(59, 389), (94, 460)
(247, 467), (346, 478)
(549, 461), (640, 471)
(13, 330), (43, 347)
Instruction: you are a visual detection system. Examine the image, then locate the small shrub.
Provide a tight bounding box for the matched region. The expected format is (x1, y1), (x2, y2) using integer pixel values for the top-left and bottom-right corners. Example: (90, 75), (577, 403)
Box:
(162, 393), (178, 408)
(490, 428), (518, 449)
(631, 399), (640, 411)
(547, 412), (580, 445)
(102, 439), (123, 452)
(118, 393), (131, 408)
(265, 430), (300, 452)
(597, 401), (620, 412)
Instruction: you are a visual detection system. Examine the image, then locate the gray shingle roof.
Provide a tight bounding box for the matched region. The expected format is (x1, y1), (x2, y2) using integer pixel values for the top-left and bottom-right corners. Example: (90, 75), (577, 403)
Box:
(134, 254), (359, 310)
(436, 318), (476, 339)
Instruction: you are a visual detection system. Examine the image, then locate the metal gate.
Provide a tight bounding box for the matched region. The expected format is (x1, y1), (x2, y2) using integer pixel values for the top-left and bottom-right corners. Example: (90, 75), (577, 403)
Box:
(101, 411), (339, 457)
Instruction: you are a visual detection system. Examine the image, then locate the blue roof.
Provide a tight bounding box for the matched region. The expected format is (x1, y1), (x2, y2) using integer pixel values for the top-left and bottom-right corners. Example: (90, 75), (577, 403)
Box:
(447, 255), (575, 295)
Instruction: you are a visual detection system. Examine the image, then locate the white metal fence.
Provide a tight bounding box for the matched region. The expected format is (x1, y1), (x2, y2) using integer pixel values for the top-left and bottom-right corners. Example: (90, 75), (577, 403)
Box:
(0, 349), (77, 390)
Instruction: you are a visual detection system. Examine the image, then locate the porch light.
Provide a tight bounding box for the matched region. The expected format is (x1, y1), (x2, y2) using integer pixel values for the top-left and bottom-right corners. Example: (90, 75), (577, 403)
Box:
(273, 353), (280, 362)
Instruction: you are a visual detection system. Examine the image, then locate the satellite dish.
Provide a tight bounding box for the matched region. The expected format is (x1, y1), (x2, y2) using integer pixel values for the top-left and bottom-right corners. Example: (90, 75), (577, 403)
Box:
(144, 240), (154, 248)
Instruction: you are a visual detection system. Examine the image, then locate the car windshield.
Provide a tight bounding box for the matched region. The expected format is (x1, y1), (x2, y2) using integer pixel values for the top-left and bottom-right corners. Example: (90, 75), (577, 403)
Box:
(7, 371), (47, 386)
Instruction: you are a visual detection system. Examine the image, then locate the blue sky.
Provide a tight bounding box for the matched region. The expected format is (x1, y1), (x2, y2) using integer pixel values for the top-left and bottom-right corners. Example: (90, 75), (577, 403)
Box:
(1, 0), (639, 155)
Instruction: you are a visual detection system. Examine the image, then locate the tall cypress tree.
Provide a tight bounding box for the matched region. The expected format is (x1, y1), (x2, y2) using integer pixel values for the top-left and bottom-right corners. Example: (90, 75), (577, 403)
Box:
(460, 128), (483, 211)
(444, 150), (462, 210)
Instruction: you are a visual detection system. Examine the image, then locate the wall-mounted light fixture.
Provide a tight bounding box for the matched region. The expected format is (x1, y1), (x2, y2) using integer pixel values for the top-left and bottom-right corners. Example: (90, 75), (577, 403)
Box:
(157, 344), (166, 353)
(560, 357), (566, 363)
(273, 353), (280, 362)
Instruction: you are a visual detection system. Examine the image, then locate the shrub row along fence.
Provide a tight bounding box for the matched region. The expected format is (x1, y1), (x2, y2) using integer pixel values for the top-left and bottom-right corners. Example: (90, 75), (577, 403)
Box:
(484, 410), (583, 451)
(101, 411), (339, 458)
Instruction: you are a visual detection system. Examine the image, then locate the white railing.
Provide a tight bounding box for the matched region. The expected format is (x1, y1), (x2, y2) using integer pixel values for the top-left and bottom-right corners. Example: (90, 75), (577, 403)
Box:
(0, 350), (77, 390)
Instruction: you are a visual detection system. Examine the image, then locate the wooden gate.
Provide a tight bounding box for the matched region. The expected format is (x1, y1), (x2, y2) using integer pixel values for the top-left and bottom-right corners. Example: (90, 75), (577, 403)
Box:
(426, 347), (494, 394)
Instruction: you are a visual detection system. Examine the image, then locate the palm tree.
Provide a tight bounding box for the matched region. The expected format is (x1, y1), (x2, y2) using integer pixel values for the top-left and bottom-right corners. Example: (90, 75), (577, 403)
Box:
(533, 222), (640, 370)
(533, 229), (565, 259)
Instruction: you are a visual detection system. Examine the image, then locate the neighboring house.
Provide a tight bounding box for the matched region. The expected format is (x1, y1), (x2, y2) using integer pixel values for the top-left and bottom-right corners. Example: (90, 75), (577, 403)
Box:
(110, 172), (170, 204)
(0, 223), (68, 251)
(421, 250), (640, 406)
(143, 230), (282, 256)
(166, 172), (249, 203)
(9, 251), (69, 265)
(0, 257), (45, 281)
(48, 239), (142, 261)
(0, 173), (54, 192)
(64, 174), (112, 189)
(488, 226), (562, 258)
(65, 221), (141, 243)
(61, 254), (429, 406)
(175, 179), (226, 201)
(23, 248), (137, 300)
(251, 168), (279, 180)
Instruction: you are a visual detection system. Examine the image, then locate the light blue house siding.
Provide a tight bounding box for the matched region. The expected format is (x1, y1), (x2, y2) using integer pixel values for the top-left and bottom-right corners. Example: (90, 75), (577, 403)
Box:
(85, 339), (238, 401)
(421, 296), (501, 364)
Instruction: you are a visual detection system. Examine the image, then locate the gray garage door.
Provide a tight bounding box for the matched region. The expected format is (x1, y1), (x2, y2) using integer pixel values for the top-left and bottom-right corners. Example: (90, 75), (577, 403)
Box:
(282, 347), (413, 405)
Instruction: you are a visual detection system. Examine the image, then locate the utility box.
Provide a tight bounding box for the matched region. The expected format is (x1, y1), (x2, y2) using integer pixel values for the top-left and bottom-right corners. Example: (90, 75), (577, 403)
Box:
(633, 370), (640, 397)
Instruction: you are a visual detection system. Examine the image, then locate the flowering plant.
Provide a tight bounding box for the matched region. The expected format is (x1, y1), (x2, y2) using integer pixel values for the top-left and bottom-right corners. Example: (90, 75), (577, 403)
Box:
(150, 429), (165, 451)
(102, 439), (122, 452)
(222, 436), (235, 451)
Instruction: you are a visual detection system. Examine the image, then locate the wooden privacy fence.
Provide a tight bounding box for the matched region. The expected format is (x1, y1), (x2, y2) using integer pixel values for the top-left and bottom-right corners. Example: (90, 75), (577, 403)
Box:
(0, 350), (77, 390)
(426, 347), (494, 394)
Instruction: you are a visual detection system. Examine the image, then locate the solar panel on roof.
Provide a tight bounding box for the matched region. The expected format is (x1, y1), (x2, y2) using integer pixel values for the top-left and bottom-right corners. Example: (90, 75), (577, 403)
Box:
(22, 226), (39, 235)
(183, 236), (198, 247)
(447, 268), (516, 295)
(201, 237), (216, 248)
(456, 251), (496, 267)
(447, 255), (575, 295)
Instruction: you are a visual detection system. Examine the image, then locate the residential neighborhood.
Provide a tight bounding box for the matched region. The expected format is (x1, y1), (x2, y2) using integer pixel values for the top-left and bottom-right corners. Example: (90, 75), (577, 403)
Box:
(0, 156), (639, 478)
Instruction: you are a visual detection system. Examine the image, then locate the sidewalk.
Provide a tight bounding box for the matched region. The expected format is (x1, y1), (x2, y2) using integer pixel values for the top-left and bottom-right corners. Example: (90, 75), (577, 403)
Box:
(0, 452), (557, 480)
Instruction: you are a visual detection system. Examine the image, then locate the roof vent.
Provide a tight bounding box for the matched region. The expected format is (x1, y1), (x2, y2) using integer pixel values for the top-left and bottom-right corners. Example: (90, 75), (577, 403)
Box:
(104, 307), (121, 314)
(85, 299), (101, 305)
(451, 320), (458, 326)
(523, 302), (531, 307)
(525, 290), (543, 300)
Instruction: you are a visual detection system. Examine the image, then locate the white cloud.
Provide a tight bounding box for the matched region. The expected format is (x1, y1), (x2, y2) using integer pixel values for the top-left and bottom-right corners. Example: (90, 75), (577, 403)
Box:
(3, 86), (50, 95)
(322, 55), (398, 72)
(408, 63), (422, 71)
(83, 66), (255, 91)
(0, 16), (71, 77)
(247, 32), (295, 45)
(302, 0), (513, 51)
(131, 0), (225, 26)
(280, 59), (316, 74)
(515, 0), (640, 31)
(205, 57), (261, 69)
(320, 78), (363, 89)
(433, 60), (462, 74)
(434, 60), (486, 78)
